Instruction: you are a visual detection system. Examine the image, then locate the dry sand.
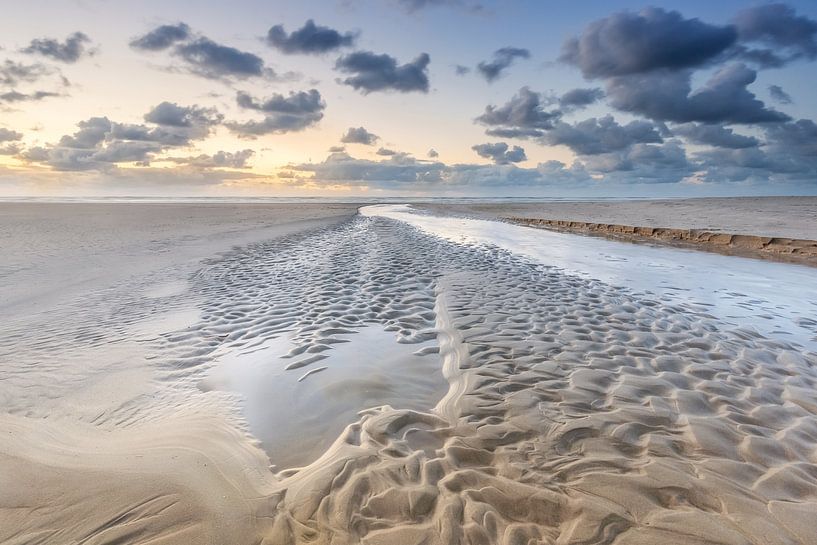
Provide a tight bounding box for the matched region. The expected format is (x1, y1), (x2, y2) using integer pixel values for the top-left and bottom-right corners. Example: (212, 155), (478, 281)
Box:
(2, 201), (817, 544)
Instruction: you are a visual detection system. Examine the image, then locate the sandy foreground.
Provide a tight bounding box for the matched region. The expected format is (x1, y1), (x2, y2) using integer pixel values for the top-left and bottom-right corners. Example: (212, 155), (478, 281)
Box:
(2, 201), (817, 544)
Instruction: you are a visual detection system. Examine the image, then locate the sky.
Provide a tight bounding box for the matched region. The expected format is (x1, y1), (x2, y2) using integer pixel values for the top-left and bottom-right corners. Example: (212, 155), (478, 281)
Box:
(1, 0), (816, 197)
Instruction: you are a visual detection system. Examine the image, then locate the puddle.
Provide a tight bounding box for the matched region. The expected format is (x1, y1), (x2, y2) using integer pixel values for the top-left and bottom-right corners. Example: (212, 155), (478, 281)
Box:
(200, 325), (446, 469)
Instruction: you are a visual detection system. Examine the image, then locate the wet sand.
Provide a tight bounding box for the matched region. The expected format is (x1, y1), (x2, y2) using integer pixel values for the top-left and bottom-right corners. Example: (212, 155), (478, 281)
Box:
(2, 201), (817, 544)
(421, 197), (817, 265)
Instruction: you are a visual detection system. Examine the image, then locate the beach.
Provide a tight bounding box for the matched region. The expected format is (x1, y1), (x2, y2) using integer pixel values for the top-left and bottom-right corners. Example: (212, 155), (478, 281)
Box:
(2, 199), (817, 544)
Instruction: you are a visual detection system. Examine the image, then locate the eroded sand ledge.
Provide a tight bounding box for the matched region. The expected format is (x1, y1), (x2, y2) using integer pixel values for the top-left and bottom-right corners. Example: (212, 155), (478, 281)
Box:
(505, 217), (817, 266)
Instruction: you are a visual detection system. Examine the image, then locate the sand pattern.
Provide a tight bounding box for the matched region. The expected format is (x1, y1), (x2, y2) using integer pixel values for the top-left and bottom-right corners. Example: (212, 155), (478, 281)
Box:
(3, 212), (817, 544)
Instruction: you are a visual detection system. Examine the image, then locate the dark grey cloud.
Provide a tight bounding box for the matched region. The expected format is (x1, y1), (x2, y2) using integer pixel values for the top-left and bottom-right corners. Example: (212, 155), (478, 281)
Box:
(543, 116), (663, 155)
(734, 3), (817, 67)
(476, 87), (561, 137)
(328, 145), (346, 153)
(22, 32), (94, 63)
(477, 47), (530, 82)
(227, 89), (325, 135)
(166, 149), (255, 169)
(605, 64), (789, 124)
(341, 126), (379, 145)
(376, 147), (397, 156)
(768, 84), (793, 104)
(454, 64), (470, 76)
(0, 128), (22, 142)
(561, 8), (736, 78)
(673, 123), (759, 149)
(267, 19), (356, 54)
(580, 141), (693, 184)
(174, 38), (265, 79)
(559, 87), (604, 109)
(335, 51), (430, 93)
(129, 23), (191, 51)
(427, 148), (439, 158)
(0, 90), (60, 103)
(472, 142), (527, 164)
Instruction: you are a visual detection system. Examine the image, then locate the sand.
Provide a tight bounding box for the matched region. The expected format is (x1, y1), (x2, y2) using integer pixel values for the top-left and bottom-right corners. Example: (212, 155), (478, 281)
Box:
(421, 197), (817, 265)
(2, 200), (817, 544)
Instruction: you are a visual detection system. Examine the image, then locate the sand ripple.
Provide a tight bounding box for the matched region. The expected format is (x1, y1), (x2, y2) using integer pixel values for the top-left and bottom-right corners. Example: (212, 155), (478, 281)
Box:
(3, 212), (817, 544)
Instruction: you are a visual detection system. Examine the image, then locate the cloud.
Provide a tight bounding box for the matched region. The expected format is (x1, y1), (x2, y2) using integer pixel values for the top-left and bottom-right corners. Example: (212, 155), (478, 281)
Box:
(165, 149), (255, 168)
(328, 145), (346, 153)
(561, 8), (737, 78)
(0, 90), (60, 103)
(543, 116), (663, 155)
(476, 87), (561, 137)
(21, 102), (221, 171)
(0, 128), (22, 142)
(673, 123), (759, 149)
(174, 37), (266, 79)
(427, 148), (439, 158)
(129, 23), (191, 51)
(341, 126), (379, 145)
(397, 0), (483, 14)
(605, 63), (789, 124)
(0, 60), (52, 87)
(130, 25), (270, 81)
(559, 87), (604, 110)
(266, 19), (356, 54)
(143, 101), (223, 128)
(227, 89), (325, 135)
(769, 84), (793, 104)
(376, 147), (397, 156)
(472, 142), (527, 164)
(454, 64), (470, 75)
(335, 51), (430, 93)
(22, 32), (94, 63)
(579, 141), (693, 184)
(477, 47), (530, 82)
(733, 3), (817, 67)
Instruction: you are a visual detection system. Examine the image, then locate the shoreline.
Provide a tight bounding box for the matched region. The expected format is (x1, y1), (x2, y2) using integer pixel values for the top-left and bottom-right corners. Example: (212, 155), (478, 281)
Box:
(504, 216), (817, 267)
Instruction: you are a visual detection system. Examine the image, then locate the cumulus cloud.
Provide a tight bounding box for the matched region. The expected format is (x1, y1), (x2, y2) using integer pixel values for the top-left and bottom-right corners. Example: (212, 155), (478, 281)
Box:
(328, 145), (346, 153)
(454, 64), (470, 75)
(335, 51), (430, 93)
(768, 84), (793, 104)
(733, 3), (817, 67)
(174, 38), (265, 79)
(227, 89), (325, 135)
(543, 116), (663, 155)
(129, 23), (191, 51)
(559, 87), (604, 110)
(376, 147), (397, 156)
(561, 8), (736, 78)
(143, 101), (223, 130)
(22, 32), (94, 63)
(477, 47), (530, 82)
(427, 148), (439, 158)
(130, 24), (270, 80)
(165, 149), (255, 169)
(21, 102), (221, 171)
(673, 123), (759, 149)
(266, 19), (356, 54)
(0, 128), (22, 142)
(472, 142), (527, 164)
(605, 63), (789, 124)
(341, 126), (379, 145)
(476, 87), (561, 137)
